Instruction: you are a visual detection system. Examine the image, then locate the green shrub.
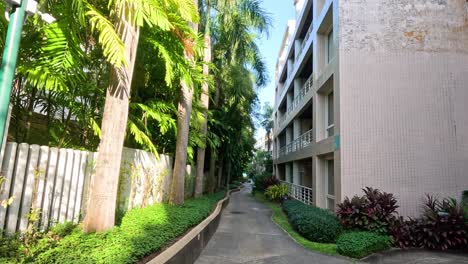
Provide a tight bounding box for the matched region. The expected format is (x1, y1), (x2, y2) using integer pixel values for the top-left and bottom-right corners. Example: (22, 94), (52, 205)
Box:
(49, 222), (77, 238)
(283, 200), (342, 243)
(1, 191), (225, 264)
(265, 184), (288, 202)
(390, 195), (467, 250)
(337, 231), (391, 259)
(252, 172), (279, 192)
(337, 187), (398, 234)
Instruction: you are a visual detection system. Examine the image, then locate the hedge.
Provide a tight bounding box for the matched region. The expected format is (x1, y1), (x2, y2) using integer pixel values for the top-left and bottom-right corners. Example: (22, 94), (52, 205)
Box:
(1, 191), (225, 264)
(336, 231), (391, 259)
(282, 199), (342, 243)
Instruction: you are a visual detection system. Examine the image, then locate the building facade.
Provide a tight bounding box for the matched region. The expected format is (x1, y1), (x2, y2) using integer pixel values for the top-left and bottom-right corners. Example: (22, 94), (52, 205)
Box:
(273, 0), (468, 216)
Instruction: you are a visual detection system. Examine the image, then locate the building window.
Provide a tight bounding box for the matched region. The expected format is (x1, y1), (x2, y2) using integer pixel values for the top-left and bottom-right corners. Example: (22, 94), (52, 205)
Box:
(325, 91), (334, 137)
(327, 27), (335, 63)
(326, 159), (335, 210)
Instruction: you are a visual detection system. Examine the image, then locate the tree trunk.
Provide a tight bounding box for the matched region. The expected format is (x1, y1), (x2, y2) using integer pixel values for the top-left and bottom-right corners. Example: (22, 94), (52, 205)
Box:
(208, 151), (216, 193)
(195, 24), (212, 197)
(216, 154), (223, 189)
(169, 81), (194, 205)
(83, 14), (139, 233)
(170, 0), (199, 205)
(226, 160), (231, 189)
(208, 82), (220, 194)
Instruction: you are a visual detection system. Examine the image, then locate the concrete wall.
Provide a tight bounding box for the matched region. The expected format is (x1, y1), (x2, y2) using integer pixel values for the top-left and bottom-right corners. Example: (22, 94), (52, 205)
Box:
(338, 0), (468, 216)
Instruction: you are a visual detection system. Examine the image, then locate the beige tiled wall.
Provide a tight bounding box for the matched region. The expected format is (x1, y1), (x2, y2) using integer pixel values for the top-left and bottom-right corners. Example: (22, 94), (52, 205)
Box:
(338, 0), (468, 216)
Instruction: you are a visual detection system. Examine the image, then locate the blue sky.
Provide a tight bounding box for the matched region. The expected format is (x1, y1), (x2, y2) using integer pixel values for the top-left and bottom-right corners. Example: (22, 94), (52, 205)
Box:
(255, 0), (294, 136)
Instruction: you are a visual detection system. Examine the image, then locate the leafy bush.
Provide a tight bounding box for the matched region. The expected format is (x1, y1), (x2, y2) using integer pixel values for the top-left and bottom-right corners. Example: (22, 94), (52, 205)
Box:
(283, 200), (342, 243)
(337, 187), (398, 234)
(252, 173), (279, 191)
(265, 184), (288, 202)
(390, 195), (467, 250)
(1, 192), (225, 263)
(0, 234), (22, 262)
(337, 231), (391, 259)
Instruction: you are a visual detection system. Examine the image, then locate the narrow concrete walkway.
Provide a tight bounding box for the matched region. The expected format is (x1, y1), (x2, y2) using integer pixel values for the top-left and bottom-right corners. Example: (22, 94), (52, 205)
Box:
(195, 185), (352, 264)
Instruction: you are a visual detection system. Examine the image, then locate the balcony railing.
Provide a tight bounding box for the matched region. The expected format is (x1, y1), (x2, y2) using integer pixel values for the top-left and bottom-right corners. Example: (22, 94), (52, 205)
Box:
(280, 74), (313, 128)
(278, 129), (313, 158)
(280, 180), (313, 205)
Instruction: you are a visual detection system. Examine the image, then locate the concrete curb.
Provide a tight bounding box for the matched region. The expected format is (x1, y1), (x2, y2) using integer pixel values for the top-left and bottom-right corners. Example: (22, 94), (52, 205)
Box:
(145, 188), (240, 264)
(361, 248), (468, 263)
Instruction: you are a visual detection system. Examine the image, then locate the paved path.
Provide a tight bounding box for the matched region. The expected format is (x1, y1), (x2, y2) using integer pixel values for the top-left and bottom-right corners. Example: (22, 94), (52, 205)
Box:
(195, 185), (352, 264)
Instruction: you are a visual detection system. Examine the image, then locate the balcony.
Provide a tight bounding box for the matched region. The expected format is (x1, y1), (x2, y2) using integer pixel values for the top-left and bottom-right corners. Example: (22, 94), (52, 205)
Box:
(296, 25), (313, 61)
(280, 180), (313, 205)
(278, 129), (313, 158)
(279, 74), (313, 128)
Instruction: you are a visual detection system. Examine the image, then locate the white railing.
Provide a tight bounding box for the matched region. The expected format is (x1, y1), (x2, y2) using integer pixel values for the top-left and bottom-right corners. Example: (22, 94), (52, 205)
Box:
(280, 74), (314, 127)
(278, 129), (313, 158)
(281, 180), (313, 205)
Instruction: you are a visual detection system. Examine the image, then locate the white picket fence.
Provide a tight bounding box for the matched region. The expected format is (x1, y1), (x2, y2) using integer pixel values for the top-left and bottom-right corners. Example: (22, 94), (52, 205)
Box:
(0, 142), (179, 234)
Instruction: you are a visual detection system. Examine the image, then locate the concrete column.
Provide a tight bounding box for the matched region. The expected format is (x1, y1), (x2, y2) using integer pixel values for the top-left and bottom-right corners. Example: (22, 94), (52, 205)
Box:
(287, 91), (293, 111)
(295, 39), (302, 59)
(293, 118), (301, 139)
(293, 161), (300, 185)
(312, 156), (325, 208)
(287, 58), (294, 77)
(286, 126), (293, 144)
(285, 163), (292, 183)
(276, 139), (280, 157)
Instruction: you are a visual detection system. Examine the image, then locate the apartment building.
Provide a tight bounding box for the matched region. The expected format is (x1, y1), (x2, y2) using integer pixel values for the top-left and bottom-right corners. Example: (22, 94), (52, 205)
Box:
(273, 0), (468, 216)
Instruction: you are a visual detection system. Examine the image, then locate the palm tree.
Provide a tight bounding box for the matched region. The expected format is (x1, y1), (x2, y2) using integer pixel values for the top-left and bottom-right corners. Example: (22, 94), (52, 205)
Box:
(260, 102), (274, 151)
(169, 0), (200, 205)
(194, 0), (213, 197)
(205, 0), (270, 192)
(85, 0), (198, 232)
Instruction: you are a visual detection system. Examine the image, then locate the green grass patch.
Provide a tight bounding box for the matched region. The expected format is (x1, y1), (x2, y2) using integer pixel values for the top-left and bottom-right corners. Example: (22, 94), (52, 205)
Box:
(1, 191), (226, 264)
(252, 192), (338, 255)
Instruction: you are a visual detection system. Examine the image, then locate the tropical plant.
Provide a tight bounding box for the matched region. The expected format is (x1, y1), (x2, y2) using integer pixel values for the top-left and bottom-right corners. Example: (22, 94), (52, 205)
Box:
(170, 0), (201, 205)
(85, 0), (199, 231)
(337, 187), (399, 234)
(259, 102), (274, 151)
(390, 195), (467, 250)
(265, 184), (288, 202)
(203, 0), (271, 193)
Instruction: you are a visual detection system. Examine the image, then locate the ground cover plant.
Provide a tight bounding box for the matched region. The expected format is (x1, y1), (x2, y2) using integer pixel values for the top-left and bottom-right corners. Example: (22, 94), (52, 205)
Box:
(336, 231), (391, 259)
(0, 191), (225, 264)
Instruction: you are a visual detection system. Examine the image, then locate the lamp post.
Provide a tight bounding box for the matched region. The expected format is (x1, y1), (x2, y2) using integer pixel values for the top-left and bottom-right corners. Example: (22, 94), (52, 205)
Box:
(0, 0), (27, 155)
(0, 0), (55, 154)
